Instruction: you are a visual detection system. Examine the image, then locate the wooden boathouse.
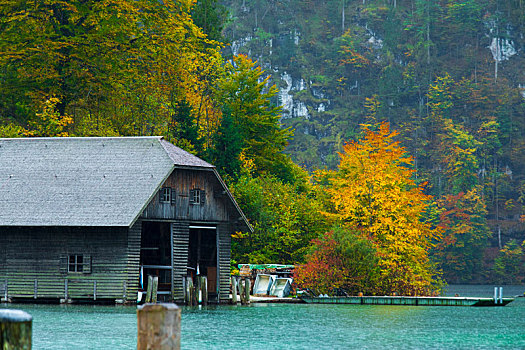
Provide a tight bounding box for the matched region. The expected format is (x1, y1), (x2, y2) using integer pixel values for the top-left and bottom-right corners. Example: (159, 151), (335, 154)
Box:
(0, 136), (251, 304)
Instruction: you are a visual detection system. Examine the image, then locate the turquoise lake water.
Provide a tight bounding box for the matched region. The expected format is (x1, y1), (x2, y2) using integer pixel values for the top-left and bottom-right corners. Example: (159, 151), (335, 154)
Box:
(2, 285), (524, 349)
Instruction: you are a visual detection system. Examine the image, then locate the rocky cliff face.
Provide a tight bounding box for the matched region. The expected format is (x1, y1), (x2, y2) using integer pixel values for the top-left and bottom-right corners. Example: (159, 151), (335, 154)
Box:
(222, 0), (525, 170)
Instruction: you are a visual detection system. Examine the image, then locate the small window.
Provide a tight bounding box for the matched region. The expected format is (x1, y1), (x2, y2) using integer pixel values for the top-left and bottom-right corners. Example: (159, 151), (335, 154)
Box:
(68, 255), (84, 273)
(189, 189), (205, 205)
(61, 254), (91, 274)
(160, 187), (171, 203)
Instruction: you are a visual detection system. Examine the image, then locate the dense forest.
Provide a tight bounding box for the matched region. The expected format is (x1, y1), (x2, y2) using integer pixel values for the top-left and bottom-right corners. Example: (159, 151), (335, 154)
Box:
(222, 0), (525, 284)
(1, 0), (524, 291)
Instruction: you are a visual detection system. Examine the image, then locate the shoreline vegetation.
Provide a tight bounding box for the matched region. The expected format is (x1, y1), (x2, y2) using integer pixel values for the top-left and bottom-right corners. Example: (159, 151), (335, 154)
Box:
(1, 0), (525, 296)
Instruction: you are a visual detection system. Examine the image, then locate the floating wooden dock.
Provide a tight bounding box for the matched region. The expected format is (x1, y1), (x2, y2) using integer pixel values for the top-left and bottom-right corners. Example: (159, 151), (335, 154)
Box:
(300, 296), (514, 307)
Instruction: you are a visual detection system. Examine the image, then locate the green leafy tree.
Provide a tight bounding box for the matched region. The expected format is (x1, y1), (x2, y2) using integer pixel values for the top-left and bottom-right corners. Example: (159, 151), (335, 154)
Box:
(231, 172), (329, 264)
(294, 228), (380, 296)
(433, 188), (492, 283)
(215, 54), (295, 182)
(440, 118), (481, 194)
(0, 123), (28, 138)
(492, 240), (525, 284)
(28, 98), (73, 137)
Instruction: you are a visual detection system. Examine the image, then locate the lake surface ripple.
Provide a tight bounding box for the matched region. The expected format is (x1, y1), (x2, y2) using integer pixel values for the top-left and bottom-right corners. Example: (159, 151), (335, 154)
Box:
(2, 285), (524, 349)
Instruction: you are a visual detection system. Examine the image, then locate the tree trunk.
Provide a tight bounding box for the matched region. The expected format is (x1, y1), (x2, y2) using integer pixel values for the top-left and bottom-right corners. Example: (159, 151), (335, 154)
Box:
(342, 0), (345, 34)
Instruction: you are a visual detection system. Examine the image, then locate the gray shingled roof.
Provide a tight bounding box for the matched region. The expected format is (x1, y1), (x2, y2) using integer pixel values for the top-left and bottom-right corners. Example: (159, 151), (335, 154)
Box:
(0, 136), (213, 227)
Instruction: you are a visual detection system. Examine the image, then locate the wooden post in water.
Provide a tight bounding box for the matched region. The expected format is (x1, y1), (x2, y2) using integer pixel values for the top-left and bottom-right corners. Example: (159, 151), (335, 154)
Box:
(231, 276), (238, 304)
(199, 276), (208, 306)
(182, 277), (187, 305)
(151, 277), (159, 304)
(145, 276), (153, 303)
(0, 309), (32, 350)
(186, 278), (195, 306)
(238, 278), (245, 305)
(195, 277), (201, 304)
(137, 303), (180, 350)
(2, 279), (7, 302)
(61, 279), (69, 304)
(123, 280), (128, 301)
(239, 278), (250, 305)
(184, 278), (190, 306)
(191, 280), (198, 306)
(244, 278), (251, 304)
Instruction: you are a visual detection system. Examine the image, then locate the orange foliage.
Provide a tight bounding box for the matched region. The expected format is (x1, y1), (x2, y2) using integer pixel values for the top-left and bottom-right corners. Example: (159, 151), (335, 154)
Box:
(327, 122), (442, 295)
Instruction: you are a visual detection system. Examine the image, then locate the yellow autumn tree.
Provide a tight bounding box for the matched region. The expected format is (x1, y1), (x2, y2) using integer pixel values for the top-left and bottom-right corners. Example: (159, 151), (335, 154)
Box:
(0, 0), (224, 143)
(328, 122), (442, 295)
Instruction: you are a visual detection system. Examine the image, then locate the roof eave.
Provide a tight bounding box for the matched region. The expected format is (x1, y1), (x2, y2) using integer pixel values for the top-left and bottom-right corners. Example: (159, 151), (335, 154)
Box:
(128, 164), (177, 228)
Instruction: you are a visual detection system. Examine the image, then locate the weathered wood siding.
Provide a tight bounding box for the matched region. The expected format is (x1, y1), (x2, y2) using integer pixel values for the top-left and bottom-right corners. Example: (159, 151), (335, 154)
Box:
(142, 169), (231, 222)
(126, 220), (142, 301)
(171, 221), (189, 302)
(217, 223), (232, 303)
(141, 168), (238, 303)
(0, 235), (6, 296)
(0, 226), (133, 301)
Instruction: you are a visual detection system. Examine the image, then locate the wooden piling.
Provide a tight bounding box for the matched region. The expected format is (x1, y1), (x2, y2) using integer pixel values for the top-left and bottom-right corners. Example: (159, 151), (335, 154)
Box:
(145, 276), (153, 303)
(182, 277), (187, 305)
(195, 277), (201, 304)
(231, 276), (238, 304)
(137, 303), (180, 350)
(123, 280), (127, 300)
(185, 278), (190, 306)
(186, 278), (195, 306)
(200, 276), (208, 306)
(0, 309), (32, 350)
(2, 279), (7, 302)
(239, 278), (250, 304)
(244, 278), (251, 304)
(191, 281), (198, 306)
(151, 277), (159, 304)
(60, 279), (70, 304)
(239, 278), (246, 305)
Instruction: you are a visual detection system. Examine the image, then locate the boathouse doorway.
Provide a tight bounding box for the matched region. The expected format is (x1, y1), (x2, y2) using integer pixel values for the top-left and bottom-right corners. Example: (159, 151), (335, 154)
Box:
(188, 226), (218, 299)
(140, 221), (172, 300)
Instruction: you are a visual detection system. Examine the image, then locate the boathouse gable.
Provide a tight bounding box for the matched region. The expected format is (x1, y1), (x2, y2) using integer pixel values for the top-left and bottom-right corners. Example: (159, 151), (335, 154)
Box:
(139, 167), (244, 303)
(0, 137), (249, 304)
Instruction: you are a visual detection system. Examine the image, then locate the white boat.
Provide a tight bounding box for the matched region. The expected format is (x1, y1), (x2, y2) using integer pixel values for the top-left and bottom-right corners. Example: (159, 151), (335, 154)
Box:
(269, 278), (292, 298)
(253, 274), (275, 295)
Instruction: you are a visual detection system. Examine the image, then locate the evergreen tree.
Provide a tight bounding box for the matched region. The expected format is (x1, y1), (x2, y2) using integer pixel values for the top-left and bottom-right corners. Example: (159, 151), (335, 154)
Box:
(191, 0), (229, 43)
(207, 106), (243, 179)
(216, 54), (294, 182)
(168, 98), (203, 155)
